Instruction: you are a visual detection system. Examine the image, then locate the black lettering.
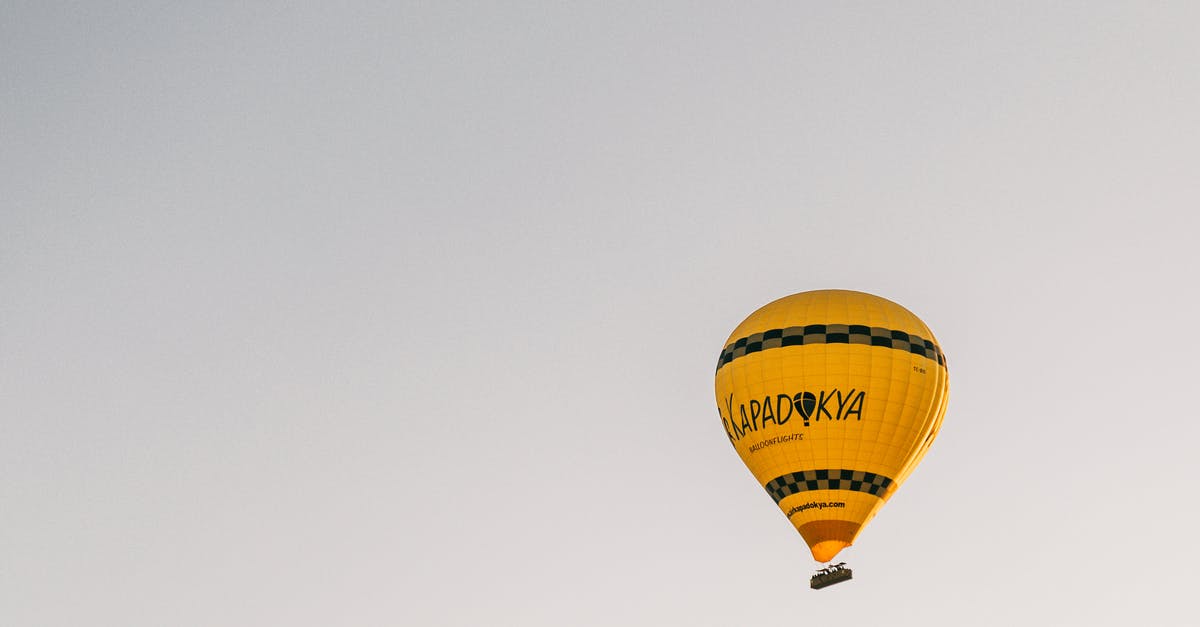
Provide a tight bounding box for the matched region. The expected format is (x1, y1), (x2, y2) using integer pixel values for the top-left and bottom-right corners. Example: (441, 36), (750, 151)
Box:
(815, 391), (835, 421)
(835, 389), (856, 420)
(844, 391), (866, 421)
(760, 396), (777, 427)
(749, 399), (761, 430)
(724, 395), (743, 440)
(775, 394), (793, 426)
(794, 391), (816, 427)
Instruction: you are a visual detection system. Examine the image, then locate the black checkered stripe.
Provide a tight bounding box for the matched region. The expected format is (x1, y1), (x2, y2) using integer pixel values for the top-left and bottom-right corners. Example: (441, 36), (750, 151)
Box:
(716, 324), (945, 373)
(764, 469), (895, 503)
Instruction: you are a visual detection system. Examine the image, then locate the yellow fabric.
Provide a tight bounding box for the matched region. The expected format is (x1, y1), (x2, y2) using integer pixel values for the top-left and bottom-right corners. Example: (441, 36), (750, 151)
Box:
(714, 290), (949, 563)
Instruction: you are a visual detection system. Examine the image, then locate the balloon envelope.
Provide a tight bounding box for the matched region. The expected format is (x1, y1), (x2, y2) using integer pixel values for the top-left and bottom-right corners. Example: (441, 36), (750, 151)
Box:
(714, 290), (949, 563)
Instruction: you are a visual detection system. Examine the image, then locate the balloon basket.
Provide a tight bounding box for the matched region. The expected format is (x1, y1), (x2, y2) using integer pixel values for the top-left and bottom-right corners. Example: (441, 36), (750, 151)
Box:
(810, 564), (852, 590)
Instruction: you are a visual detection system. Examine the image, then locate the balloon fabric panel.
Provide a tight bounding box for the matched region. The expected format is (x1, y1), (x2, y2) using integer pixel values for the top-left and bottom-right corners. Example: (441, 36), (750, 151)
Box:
(715, 290), (949, 564)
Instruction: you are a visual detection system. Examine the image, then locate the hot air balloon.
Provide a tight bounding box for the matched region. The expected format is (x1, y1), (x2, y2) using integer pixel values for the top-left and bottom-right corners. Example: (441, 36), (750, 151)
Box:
(714, 290), (948, 587)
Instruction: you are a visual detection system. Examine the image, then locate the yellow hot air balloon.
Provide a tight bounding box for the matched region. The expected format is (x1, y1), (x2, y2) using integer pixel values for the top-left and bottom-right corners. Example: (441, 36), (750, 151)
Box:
(715, 289), (949, 567)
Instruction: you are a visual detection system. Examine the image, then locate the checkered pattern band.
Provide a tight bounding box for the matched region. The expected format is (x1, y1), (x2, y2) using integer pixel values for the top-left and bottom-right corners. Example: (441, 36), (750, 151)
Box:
(764, 469), (895, 503)
(716, 324), (945, 373)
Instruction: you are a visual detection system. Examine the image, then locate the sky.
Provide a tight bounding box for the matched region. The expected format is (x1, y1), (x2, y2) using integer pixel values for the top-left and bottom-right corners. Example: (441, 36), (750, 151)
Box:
(3, 2), (1199, 625)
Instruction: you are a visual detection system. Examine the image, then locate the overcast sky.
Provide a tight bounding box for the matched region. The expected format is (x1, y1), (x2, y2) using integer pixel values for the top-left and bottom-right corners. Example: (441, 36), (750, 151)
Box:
(3, 2), (1199, 626)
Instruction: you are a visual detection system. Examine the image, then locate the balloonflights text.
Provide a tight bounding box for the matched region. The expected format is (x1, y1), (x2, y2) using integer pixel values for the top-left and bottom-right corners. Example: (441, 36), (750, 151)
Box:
(747, 433), (804, 453)
(720, 389), (866, 445)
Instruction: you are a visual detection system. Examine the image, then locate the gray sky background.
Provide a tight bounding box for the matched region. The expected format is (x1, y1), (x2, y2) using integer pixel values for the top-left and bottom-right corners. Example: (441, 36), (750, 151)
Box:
(3, 2), (1199, 625)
